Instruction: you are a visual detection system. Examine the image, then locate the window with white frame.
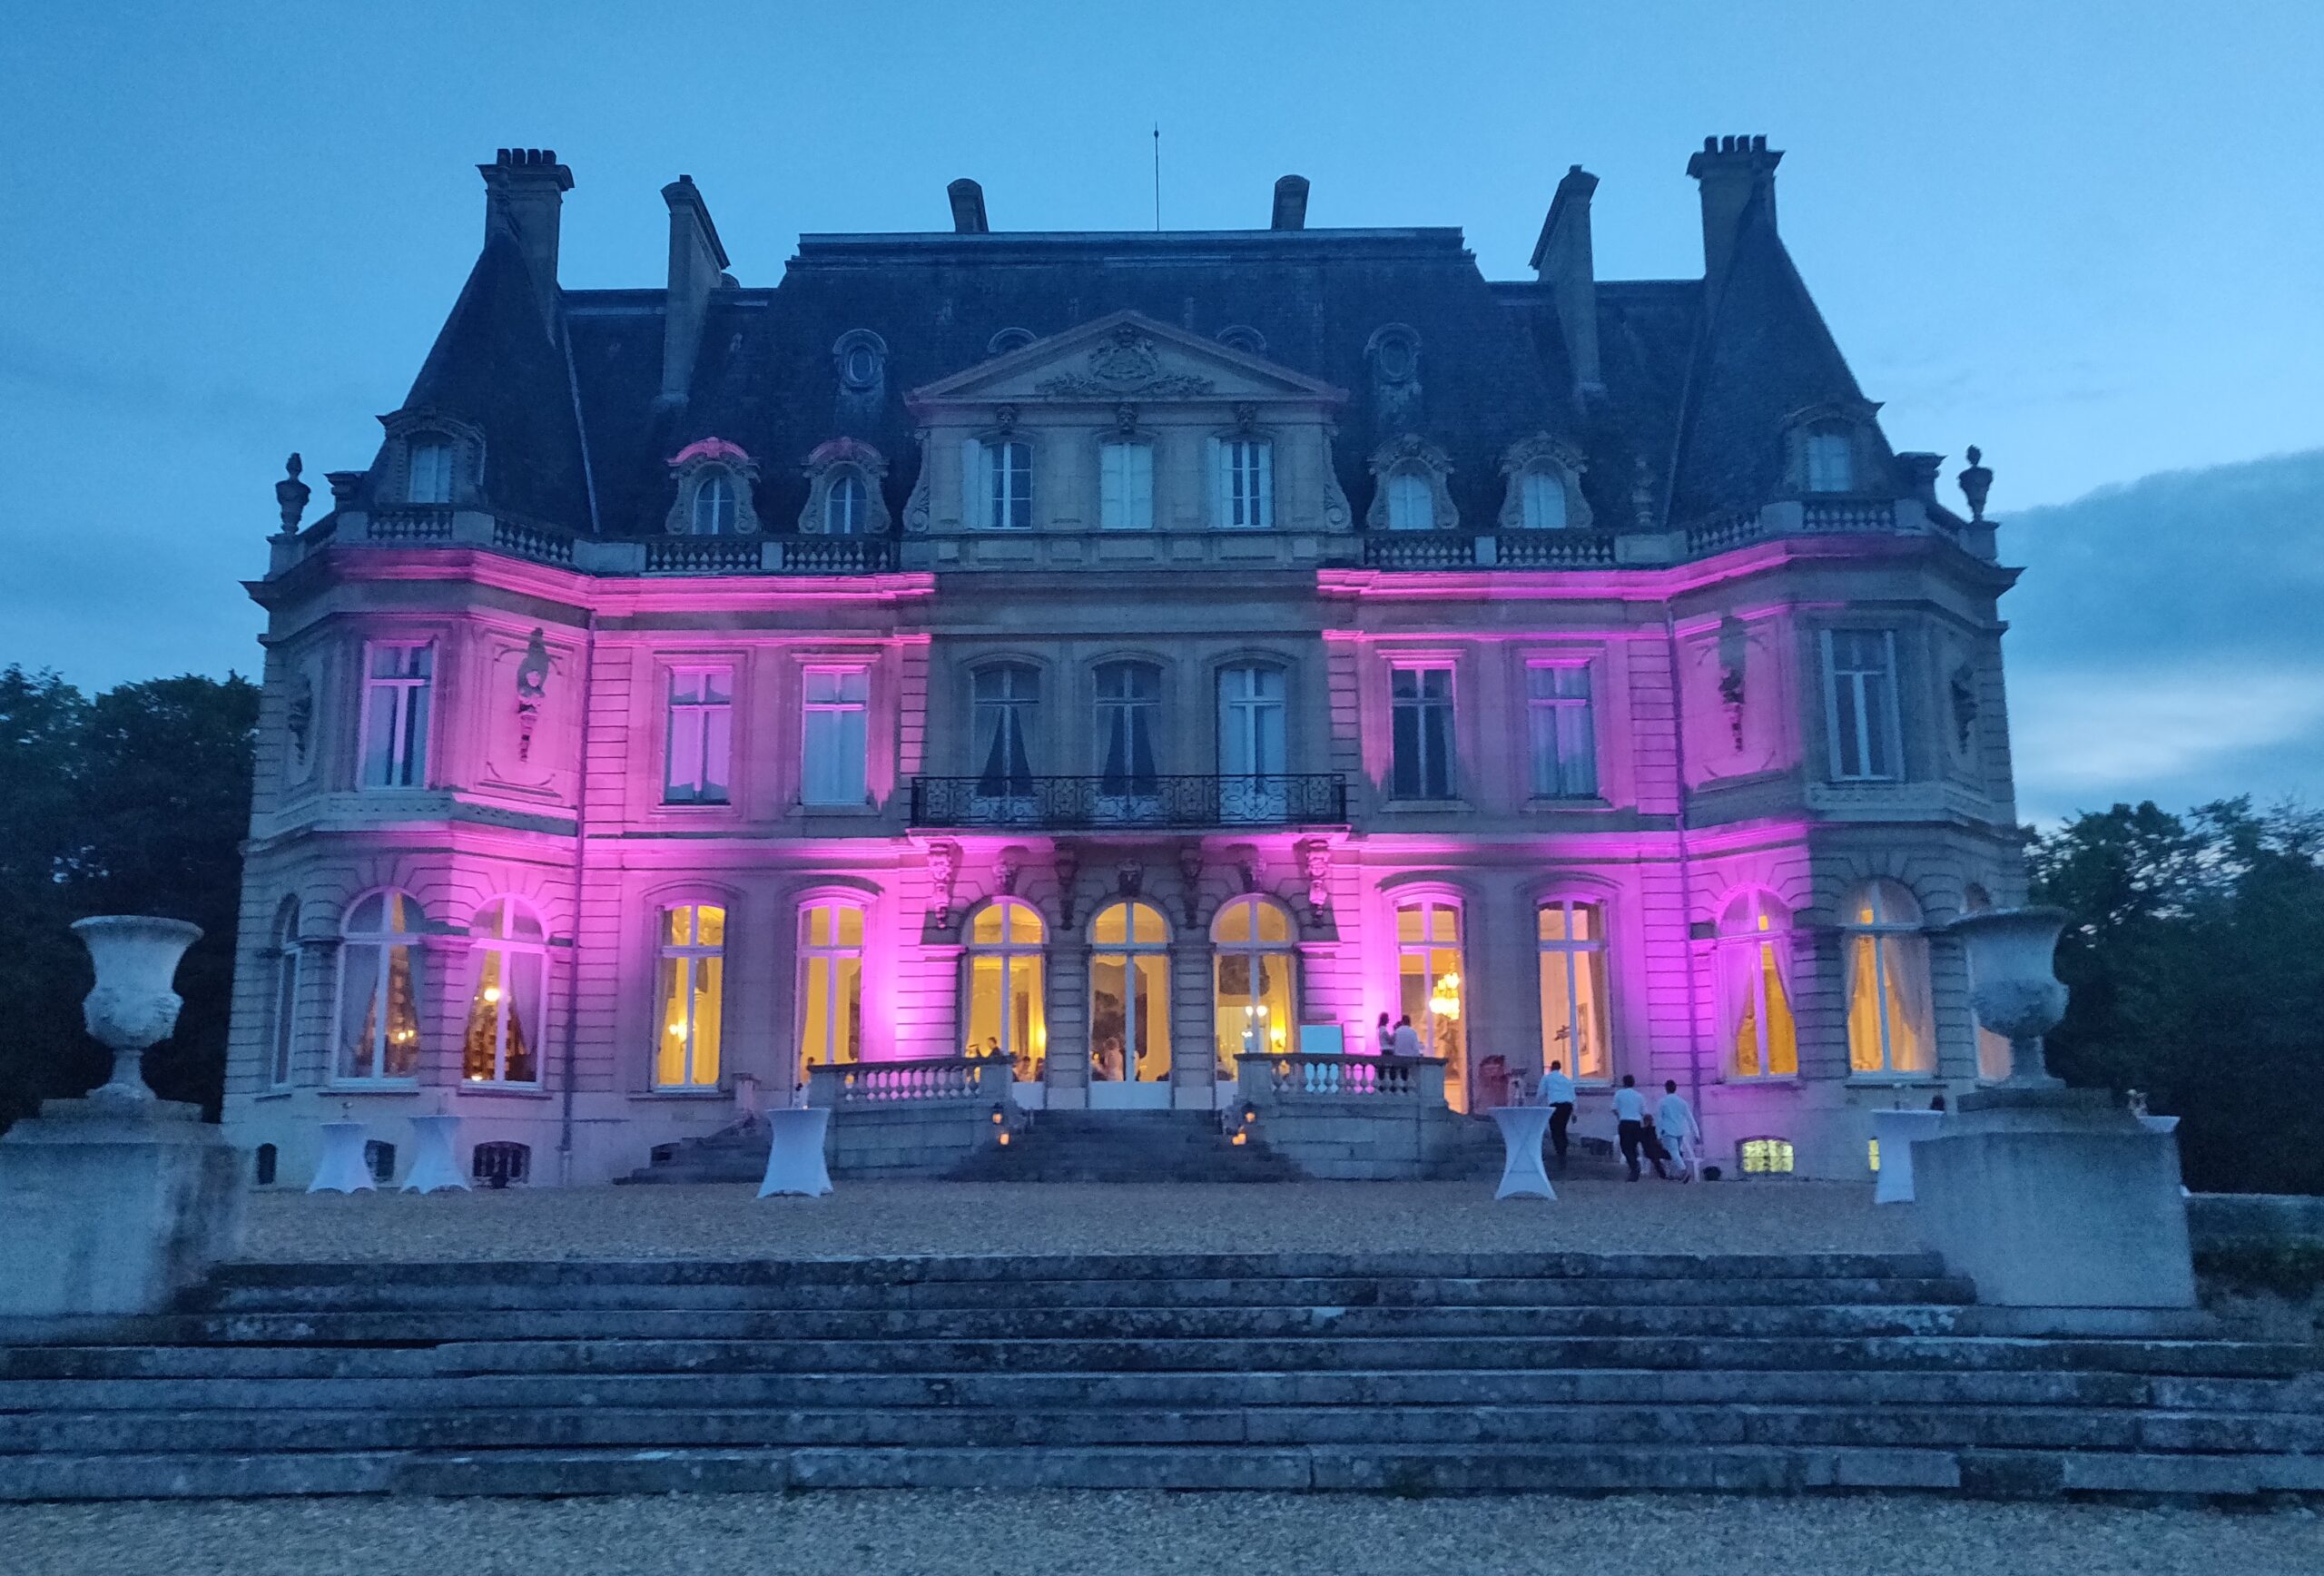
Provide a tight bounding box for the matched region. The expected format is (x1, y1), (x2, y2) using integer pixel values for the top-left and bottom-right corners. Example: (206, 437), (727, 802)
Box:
(337, 890), (425, 1082)
(654, 903), (724, 1088)
(1099, 440), (1154, 531)
(1211, 896), (1296, 1077)
(266, 900), (301, 1088)
(1537, 899), (1610, 1082)
(691, 471), (739, 535)
(1217, 438), (1274, 529)
(1842, 881), (1935, 1077)
(970, 438), (1034, 529)
(1395, 896), (1469, 1109)
(1088, 900), (1171, 1084)
(1216, 664), (1287, 822)
(973, 665), (1039, 796)
(802, 666), (870, 806)
(1526, 663), (1597, 798)
(461, 899), (546, 1085)
(1519, 468), (1569, 530)
(359, 642), (431, 789)
(796, 900), (864, 1087)
(1718, 891), (1798, 1080)
(1823, 630), (1902, 782)
(1386, 471), (1433, 531)
(1390, 665), (1456, 800)
(1804, 428), (1856, 493)
(407, 438), (453, 504)
(664, 668), (733, 805)
(825, 471), (869, 536)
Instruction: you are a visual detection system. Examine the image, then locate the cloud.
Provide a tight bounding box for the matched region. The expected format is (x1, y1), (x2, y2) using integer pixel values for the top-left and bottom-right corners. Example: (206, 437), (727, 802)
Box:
(2011, 663), (2324, 791)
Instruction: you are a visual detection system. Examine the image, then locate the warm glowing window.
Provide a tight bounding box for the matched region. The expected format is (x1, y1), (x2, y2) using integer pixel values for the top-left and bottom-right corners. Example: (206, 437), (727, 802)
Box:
(360, 642), (431, 789)
(796, 900), (864, 1088)
(1218, 438), (1274, 529)
(655, 904), (725, 1088)
(1213, 896), (1297, 1079)
(1089, 901), (1170, 1084)
(1720, 891), (1797, 1080)
(1536, 900), (1610, 1082)
(691, 472), (738, 535)
(337, 890), (425, 1082)
(1386, 470), (1433, 531)
(825, 471), (868, 536)
(407, 438), (453, 504)
(1099, 440), (1154, 531)
(1395, 897), (1469, 1110)
(1843, 881), (1935, 1077)
(802, 667), (870, 806)
(267, 900), (301, 1088)
(1805, 428), (1855, 493)
(974, 438), (1033, 529)
(1519, 469), (1568, 530)
(1526, 664), (1596, 798)
(964, 899), (1046, 1079)
(1390, 665), (1456, 800)
(664, 667), (733, 804)
(1823, 629), (1901, 783)
(1739, 1136), (1795, 1176)
(462, 899), (546, 1085)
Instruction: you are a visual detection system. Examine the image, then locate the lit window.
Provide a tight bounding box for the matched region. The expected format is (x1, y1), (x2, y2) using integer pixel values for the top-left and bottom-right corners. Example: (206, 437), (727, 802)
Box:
(1720, 891), (1797, 1080)
(1519, 469), (1568, 530)
(655, 904), (725, 1088)
(1089, 901), (1171, 1085)
(1390, 665), (1456, 800)
(1536, 901), (1610, 1082)
(1739, 1137), (1795, 1176)
(964, 899), (1046, 1077)
(796, 901), (864, 1087)
(1843, 881), (1935, 1077)
(664, 668), (733, 805)
(973, 438), (1033, 529)
(1211, 897), (1296, 1078)
(462, 899), (546, 1086)
(972, 665), (1039, 799)
(691, 472), (738, 536)
(336, 890), (425, 1082)
(266, 900), (301, 1088)
(1805, 429), (1855, 493)
(1394, 897), (1468, 1110)
(1219, 438), (1274, 529)
(1824, 630), (1901, 783)
(802, 666), (870, 806)
(360, 642), (431, 789)
(1099, 441), (1154, 531)
(1526, 664), (1596, 798)
(407, 438), (453, 504)
(1095, 662), (1161, 800)
(1386, 471), (1433, 531)
(825, 472), (868, 536)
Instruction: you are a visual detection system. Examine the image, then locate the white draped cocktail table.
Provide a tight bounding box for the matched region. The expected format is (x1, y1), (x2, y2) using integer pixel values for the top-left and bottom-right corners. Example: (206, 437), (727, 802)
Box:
(758, 1108), (834, 1197)
(402, 1114), (471, 1194)
(308, 1120), (375, 1193)
(1488, 1106), (1557, 1200)
(1871, 1108), (1946, 1204)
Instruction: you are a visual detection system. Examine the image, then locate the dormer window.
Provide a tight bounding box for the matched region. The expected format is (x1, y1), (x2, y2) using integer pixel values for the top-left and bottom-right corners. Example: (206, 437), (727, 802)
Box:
(1368, 435), (1454, 534)
(1805, 428), (1856, 493)
(1386, 473), (1432, 531)
(825, 472), (868, 535)
(1498, 436), (1593, 533)
(1099, 439), (1153, 531)
(665, 438), (762, 536)
(1520, 471), (1567, 530)
(1216, 438), (1274, 530)
(407, 438), (453, 505)
(971, 438), (1034, 530)
(691, 471), (738, 535)
(833, 330), (887, 393)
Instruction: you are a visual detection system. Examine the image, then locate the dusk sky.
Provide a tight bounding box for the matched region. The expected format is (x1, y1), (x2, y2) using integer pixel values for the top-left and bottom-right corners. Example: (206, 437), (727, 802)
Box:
(3, 1), (2319, 822)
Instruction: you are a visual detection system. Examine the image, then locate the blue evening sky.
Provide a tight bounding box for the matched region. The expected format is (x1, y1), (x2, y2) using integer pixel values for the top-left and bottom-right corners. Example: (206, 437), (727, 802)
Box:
(3, 2), (2319, 817)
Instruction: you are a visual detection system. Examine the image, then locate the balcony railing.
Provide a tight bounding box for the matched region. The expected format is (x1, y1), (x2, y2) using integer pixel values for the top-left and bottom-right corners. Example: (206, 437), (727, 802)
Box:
(1236, 1052), (1448, 1108)
(645, 536), (763, 574)
(910, 773), (1347, 830)
(806, 1056), (1010, 1108)
(775, 536), (898, 573)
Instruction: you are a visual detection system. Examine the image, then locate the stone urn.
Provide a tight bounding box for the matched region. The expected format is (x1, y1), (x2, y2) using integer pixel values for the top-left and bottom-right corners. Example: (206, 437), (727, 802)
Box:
(1945, 906), (2068, 1089)
(70, 916), (203, 1108)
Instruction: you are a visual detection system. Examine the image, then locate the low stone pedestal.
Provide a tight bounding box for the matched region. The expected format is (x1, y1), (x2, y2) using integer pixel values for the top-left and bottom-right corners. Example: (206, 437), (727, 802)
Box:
(1913, 1088), (2194, 1308)
(0, 1100), (244, 1317)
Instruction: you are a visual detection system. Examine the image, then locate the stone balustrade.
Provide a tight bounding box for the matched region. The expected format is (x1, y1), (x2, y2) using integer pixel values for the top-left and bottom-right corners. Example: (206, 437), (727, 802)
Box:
(1235, 1052), (1448, 1108)
(806, 1056), (1012, 1108)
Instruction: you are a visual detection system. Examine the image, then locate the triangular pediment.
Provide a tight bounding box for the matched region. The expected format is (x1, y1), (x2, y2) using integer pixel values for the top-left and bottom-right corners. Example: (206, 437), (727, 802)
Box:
(909, 310), (1347, 409)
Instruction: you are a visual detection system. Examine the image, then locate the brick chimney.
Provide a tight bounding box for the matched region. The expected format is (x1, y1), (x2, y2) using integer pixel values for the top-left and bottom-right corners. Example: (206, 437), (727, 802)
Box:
(478, 147), (574, 321)
(1272, 175), (1309, 231)
(659, 174), (730, 407)
(1684, 134), (1780, 283)
(1530, 164), (1602, 395)
(948, 178), (989, 234)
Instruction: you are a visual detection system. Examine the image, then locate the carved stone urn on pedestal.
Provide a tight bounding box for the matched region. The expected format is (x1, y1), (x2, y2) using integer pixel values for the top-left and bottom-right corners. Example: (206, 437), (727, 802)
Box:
(1946, 906), (2068, 1089)
(71, 916), (203, 1108)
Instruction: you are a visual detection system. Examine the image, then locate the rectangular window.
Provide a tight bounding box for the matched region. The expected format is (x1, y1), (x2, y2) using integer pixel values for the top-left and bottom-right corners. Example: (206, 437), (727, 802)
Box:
(1537, 901), (1610, 1081)
(1387, 472), (1433, 531)
(1805, 430), (1855, 493)
(1099, 440), (1154, 531)
(802, 666), (871, 806)
(797, 901), (865, 1087)
(1526, 664), (1597, 798)
(655, 904), (724, 1088)
(664, 668), (733, 804)
(1823, 630), (1901, 782)
(359, 642), (431, 789)
(1219, 438), (1274, 529)
(1389, 665), (1456, 800)
(407, 438), (452, 504)
(970, 438), (1033, 529)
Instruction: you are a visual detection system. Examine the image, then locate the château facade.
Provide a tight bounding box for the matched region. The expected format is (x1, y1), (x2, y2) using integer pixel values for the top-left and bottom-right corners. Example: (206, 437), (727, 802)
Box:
(224, 139), (2025, 1186)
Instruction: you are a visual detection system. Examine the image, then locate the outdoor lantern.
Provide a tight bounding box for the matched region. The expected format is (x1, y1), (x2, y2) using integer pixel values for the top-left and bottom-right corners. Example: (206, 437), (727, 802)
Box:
(990, 1103), (1006, 1125)
(1241, 1102), (1258, 1128)
(997, 1131), (1011, 1147)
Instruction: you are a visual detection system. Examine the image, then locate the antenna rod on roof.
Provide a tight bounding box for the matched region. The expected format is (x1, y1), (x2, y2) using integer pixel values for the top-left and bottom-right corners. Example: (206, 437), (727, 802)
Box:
(1153, 123), (1162, 231)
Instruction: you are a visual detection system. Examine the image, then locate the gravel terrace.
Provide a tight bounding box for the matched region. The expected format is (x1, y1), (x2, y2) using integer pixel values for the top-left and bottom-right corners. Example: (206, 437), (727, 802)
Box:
(239, 1178), (1924, 1262)
(7, 1492), (2319, 1576)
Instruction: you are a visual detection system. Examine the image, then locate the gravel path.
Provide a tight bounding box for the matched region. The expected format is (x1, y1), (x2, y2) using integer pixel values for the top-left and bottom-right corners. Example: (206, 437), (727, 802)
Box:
(239, 1179), (1925, 1262)
(6, 1492), (2318, 1576)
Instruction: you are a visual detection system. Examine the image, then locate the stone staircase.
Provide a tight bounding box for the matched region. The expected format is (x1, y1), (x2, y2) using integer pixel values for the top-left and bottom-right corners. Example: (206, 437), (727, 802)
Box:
(2, 1249), (2318, 1501)
(950, 1109), (1303, 1183)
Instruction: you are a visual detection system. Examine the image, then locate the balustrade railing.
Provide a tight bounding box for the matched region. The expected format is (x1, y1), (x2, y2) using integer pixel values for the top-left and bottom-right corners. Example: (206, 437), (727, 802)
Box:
(775, 536), (898, 573)
(1684, 510), (1764, 556)
(1800, 498), (1899, 533)
(492, 517), (575, 565)
(1362, 533), (1481, 569)
(911, 773), (1346, 830)
(645, 536), (763, 574)
(806, 1056), (1011, 1108)
(365, 506), (456, 541)
(1236, 1052), (1448, 1108)
(1495, 528), (1619, 567)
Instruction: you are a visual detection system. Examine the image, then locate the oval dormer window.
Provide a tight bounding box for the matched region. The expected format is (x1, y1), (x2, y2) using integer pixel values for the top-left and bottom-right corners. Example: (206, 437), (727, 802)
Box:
(691, 472), (738, 535)
(843, 343), (879, 387)
(408, 438), (453, 505)
(825, 472), (868, 536)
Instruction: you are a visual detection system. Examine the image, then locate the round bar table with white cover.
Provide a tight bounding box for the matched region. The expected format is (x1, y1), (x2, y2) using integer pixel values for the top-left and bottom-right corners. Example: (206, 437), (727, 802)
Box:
(758, 1107), (833, 1197)
(308, 1121), (374, 1193)
(1488, 1106), (1556, 1200)
(402, 1114), (470, 1193)
(1870, 1108), (1946, 1205)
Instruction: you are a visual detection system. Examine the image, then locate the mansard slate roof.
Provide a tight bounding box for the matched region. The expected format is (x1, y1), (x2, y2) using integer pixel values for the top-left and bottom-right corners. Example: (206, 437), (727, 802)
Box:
(375, 176), (1887, 538)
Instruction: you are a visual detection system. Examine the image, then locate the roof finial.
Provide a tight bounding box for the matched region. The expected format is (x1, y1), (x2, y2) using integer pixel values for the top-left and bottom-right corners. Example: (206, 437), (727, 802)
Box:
(274, 452), (310, 534)
(1957, 445), (1993, 523)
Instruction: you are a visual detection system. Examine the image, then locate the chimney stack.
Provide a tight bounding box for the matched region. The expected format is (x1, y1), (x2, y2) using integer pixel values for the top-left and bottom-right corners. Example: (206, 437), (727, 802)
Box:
(948, 178), (989, 234)
(478, 147), (574, 323)
(659, 175), (730, 407)
(1530, 164), (1602, 395)
(1271, 175), (1310, 231)
(1684, 134), (1781, 285)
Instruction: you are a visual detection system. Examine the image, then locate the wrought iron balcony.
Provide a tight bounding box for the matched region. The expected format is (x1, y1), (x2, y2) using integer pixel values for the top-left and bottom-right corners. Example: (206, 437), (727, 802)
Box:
(910, 773), (1347, 830)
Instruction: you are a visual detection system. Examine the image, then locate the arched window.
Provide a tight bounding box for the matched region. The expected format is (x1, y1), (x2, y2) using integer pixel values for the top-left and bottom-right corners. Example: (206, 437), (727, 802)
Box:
(1212, 896), (1296, 1078)
(1089, 901), (1170, 1084)
(463, 899), (546, 1086)
(1804, 428), (1856, 493)
(972, 438), (1034, 529)
(1094, 661), (1161, 803)
(797, 899), (864, 1087)
(824, 471), (869, 536)
(655, 903), (725, 1088)
(971, 664), (1039, 801)
(1843, 881), (1935, 1076)
(691, 471), (738, 535)
(1394, 896), (1469, 1110)
(1963, 883), (2014, 1081)
(266, 899), (301, 1088)
(964, 899), (1046, 1078)
(1718, 891), (1797, 1079)
(1386, 471), (1433, 532)
(1537, 899), (1610, 1082)
(337, 890), (425, 1082)
(1519, 468), (1569, 530)
(988, 327), (1037, 356)
(407, 438), (453, 504)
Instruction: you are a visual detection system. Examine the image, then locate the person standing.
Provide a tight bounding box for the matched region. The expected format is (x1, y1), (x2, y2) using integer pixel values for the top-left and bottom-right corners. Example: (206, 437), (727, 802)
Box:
(1390, 1015), (1423, 1059)
(1655, 1079), (1700, 1183)
(1376, 1011), (1395, 1056)
(1538, 1059), (1577, 1167)
(1612, 1075), (1667, 1181)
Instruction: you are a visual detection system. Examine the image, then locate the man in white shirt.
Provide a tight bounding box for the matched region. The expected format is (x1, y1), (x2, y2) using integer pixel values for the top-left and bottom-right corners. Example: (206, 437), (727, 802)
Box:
(1611, 1075), (1668, 1181)
(1538, 1059), (1577, 1167)
(1655, 1079), (1701, 1183)
(1389, 1015), (1423, 1059)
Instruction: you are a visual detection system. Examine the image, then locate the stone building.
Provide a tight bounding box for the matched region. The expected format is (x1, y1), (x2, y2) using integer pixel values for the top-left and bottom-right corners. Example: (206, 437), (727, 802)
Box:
(225, 139), (2024, 1186)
